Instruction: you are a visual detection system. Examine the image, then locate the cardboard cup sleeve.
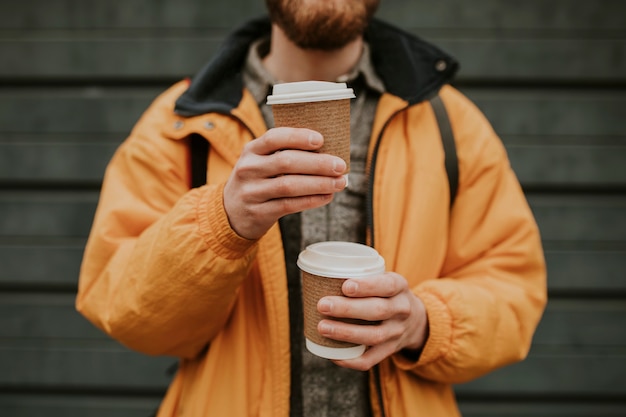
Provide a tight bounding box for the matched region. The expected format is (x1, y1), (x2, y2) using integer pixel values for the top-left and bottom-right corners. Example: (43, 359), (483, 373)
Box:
(272, 99), (351, 172)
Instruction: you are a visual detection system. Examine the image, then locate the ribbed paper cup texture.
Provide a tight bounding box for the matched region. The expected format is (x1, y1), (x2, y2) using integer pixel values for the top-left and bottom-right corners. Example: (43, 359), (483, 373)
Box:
(297, 241), (385, 359)
(267, 81), (355, 174)
(272, 100), (351, 172)
(302, 270), (372, 349)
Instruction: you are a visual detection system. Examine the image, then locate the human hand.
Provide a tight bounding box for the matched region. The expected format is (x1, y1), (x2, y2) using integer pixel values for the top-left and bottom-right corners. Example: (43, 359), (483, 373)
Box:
(316, 272), (429, 371)
(223, 127), (347, 240)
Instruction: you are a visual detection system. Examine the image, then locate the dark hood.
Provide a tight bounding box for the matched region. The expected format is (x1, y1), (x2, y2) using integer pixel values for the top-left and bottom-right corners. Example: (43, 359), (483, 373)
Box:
(175, 16), (458, 117)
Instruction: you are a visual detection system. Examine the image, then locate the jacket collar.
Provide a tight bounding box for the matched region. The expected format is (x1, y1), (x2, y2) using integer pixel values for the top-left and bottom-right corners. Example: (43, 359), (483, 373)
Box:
(175, 16), (458, 117)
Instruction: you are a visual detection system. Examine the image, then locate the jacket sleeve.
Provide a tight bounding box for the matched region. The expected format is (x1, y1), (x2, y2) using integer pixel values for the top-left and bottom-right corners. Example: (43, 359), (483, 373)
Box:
(393, 86), (547, 383)
(76, 84), (257, 359)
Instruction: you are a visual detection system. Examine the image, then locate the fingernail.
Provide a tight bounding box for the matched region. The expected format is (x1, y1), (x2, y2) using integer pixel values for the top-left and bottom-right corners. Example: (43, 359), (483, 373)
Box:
(334, 177), (346, 190)
(319, 322), (332, 334)
(309, 133), (322, 146)
(318, 299), (332, 313)
(333, 159), (347, 174)
(344, 281), (358, 295)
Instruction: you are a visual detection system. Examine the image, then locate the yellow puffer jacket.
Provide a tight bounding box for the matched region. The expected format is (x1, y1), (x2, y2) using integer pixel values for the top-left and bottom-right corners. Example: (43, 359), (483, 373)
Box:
(76, 17), (546, 417)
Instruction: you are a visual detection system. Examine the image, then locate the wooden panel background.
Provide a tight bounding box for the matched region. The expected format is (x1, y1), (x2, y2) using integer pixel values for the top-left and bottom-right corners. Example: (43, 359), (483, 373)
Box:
(0, 0), (624, 415)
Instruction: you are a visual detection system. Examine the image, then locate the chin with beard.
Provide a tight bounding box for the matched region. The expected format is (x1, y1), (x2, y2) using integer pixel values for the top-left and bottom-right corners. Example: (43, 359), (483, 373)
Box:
(265, 0), (380, 50)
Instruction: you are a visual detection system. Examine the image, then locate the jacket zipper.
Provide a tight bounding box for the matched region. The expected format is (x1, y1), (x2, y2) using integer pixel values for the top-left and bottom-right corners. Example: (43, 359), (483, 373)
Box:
(366, 107), (407, 417)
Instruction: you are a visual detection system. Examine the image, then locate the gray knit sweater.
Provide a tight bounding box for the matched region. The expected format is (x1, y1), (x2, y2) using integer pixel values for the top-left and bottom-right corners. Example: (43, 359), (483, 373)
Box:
(243, 38), (384, 417)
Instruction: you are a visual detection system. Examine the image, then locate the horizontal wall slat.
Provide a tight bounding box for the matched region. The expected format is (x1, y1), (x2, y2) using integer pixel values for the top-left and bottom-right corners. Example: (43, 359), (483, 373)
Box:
(0, 89), (158, 135)
(0, 38), (221, 80)
(2, 246), (624, 292)
(0, 143), (116, 184)
(1, 246), (623, 294)
(438, 39), (625, 82)
(0, 0), (266, 30)
(465, 90), (625, 137)
(2, 141), (623, 187)
(3, 295), (623, 346)
(0, 394), (161, 417)
(0, 245), (84, 287)
(2, 138), (625, 187)
(526, 195), (626, 243)
(1, 192), (623, 241)
(0, 293), (105, 340)
(0, 343), (173, 390)
(380, 0), (626, 32)
(457, 401), (626, 417)
(0, 192), (98, 238)
(533, 300), (626, 347)
(2, 396), (625, 417)
(1, 38), (623, 81)
(506, 143), (626, 187)
(455, 353), (626, 396)
(2, 89), (622, 136)
(1, 338), (623, 394)
(545, 249), (626, 292)
(1, 0), (622, 31)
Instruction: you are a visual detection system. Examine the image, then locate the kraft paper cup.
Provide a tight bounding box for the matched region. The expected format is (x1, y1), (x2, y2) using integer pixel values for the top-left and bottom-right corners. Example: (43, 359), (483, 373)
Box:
(267, 81), (355, 184)
(297, 241), (385, 360)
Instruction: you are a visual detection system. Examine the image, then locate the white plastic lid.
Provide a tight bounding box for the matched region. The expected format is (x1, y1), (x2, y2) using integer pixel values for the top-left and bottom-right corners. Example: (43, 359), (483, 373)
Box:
(305, 339), (366, 360)
(297, 241), (385, 279)
(267, 81), (355, 105)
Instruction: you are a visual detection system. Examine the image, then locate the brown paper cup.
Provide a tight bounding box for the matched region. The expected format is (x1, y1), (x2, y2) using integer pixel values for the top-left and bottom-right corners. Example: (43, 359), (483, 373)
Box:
(297, 241), (385, 360)
(302, 271), (368, 349)
(267, 81), (355, 180)
(272, 99), (351, 172)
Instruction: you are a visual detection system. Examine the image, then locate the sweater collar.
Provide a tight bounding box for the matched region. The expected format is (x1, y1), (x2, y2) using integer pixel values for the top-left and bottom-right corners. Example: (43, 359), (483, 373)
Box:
(175, 16), (458, 117)
(243, 37), (385, 110)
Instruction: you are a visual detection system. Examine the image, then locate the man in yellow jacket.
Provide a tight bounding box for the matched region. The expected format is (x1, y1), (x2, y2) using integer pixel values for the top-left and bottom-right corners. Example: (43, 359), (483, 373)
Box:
(76, 1), (547, 416)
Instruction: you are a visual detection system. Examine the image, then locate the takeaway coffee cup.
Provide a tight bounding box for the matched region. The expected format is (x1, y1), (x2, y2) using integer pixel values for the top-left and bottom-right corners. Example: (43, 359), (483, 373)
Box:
(297, 241), (386, 360)
(267, 81), (355, 183)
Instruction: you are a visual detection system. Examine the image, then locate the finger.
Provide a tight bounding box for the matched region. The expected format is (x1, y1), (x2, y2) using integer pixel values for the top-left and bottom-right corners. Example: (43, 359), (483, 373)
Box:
(332, 343), (395, 372)
(240, 174), (346, 205)
(248, 127), (324, 155)
(264, 150), (346, 178)
(234, 147), (346, 183)
(231, 191), (333, 220)
(268, 194), (333, 217)
(318, 294), (411, 321)
(257, 193), (336, 219)
(342, 272), (408, 298)
(224, 192), (335, 240)
(318, 318), (405, 347)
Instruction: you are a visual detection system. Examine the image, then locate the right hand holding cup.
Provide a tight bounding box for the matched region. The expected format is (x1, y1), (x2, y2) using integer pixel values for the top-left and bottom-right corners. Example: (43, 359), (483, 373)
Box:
(223, 127), (347, 240)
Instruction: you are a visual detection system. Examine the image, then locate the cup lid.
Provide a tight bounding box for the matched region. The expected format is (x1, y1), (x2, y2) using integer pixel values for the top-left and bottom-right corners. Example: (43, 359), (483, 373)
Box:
(297, 241), (385, 278)
(267, 81), (355, 105)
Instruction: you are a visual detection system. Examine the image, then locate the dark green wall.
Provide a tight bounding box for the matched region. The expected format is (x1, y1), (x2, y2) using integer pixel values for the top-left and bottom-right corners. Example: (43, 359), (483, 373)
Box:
(1, 1), (625, 415)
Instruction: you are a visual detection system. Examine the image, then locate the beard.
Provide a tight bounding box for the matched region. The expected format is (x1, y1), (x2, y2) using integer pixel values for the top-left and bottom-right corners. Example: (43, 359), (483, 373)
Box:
(265, 0), (380, 50)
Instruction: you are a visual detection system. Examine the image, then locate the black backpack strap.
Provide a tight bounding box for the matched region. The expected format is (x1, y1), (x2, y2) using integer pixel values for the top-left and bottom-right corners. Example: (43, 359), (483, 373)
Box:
(189, 134), (209, 188)
(156, 134), (208, 416)
(429, 95), (459, 208)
